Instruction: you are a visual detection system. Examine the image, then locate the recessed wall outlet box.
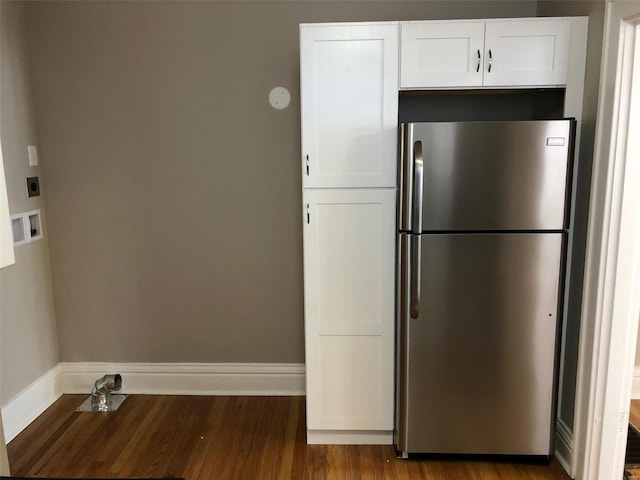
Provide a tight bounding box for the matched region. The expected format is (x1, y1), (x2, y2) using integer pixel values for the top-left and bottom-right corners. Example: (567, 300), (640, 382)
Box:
(10, 210), (44, 245)
(26, 210), (43, 241)
(10, 214), (28, 246)
(26, 176), (40, 197)
(27, 145), (38, 166)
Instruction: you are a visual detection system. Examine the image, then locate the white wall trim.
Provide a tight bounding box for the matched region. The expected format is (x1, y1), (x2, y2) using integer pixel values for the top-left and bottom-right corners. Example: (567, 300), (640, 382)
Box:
(58, 362), (306, 396)
(1, 365), (62, 443)
(573, 7), (640, 480)
(555, 418), (573, 475)
(1, 362), (305, 443)
(555, 19), (589, 478)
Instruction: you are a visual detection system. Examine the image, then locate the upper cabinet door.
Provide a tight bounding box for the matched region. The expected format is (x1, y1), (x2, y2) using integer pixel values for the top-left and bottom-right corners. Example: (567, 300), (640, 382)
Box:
(300, 24), (399, 188)
(400, 21), (485, 89)
(483, 19), (570, 87)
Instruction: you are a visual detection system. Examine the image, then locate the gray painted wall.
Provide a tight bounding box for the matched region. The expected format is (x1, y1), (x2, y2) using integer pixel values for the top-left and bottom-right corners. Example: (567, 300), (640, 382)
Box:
(23, 1), (537, 363)
(0, 0), (59, 405)
(536, 0), (606, 431)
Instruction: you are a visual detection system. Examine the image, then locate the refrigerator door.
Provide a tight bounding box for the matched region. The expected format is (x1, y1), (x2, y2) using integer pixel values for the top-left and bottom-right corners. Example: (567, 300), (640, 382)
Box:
(399, 120), (573, 232)
(397, 232), (563, 455)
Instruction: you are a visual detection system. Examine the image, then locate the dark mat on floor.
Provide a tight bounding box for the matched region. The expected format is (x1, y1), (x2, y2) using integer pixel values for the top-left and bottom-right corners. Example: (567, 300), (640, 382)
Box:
(1, 478), (184, 480)
(627, 425), (640, 466)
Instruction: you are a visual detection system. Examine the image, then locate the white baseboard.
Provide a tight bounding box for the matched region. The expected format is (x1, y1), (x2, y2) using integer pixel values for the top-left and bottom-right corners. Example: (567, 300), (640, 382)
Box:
(58, 362), (306, 396)
(1, 362), (305, 443)
(555, 418), (573, 477)
(631, 366), (640, 399)
(1, 365), (62, 443)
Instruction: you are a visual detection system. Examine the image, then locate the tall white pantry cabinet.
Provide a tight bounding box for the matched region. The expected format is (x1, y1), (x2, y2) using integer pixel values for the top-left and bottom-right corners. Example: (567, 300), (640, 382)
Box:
(299, 17), (583, 446)
(300, 23), (398, 444)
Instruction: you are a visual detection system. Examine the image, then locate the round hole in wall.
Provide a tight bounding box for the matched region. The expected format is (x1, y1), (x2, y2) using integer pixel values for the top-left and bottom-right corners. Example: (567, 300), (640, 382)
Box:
(269, 86), (291, 110)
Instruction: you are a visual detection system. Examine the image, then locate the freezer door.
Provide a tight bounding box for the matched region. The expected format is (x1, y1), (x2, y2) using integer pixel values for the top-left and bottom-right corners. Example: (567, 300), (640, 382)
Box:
(400, 120), (573, 232)
(397, 232), (563, 455)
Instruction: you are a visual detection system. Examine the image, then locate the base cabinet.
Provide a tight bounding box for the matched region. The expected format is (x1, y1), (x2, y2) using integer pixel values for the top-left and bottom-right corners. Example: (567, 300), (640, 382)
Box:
(302, 189), (395, 442)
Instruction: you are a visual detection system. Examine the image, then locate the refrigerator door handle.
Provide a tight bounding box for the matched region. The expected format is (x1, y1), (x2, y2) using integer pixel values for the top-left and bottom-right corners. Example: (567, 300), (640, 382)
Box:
(410, 235), (421, 319)
(412, 141), (424, 235)
(399, 124), (412, 231)
(410, 141), (424, 318)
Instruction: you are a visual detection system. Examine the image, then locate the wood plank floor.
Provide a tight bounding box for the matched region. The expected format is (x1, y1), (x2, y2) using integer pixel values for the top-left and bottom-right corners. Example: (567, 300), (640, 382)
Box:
(630, 400), (640, 432)
(7, 395), (570, 479)
(625, 400), (640, 479)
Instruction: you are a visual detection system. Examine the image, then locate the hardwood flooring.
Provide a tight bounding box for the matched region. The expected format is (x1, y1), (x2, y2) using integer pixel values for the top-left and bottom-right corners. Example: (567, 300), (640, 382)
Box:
(7, 394), (570, 479)
(626, 400), (640, 479)
(630, 400), (640, 432)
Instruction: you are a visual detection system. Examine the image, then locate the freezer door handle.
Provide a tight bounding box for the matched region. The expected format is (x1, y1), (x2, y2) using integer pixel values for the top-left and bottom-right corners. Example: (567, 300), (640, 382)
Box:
(410, 235), (421, 319)
(412, 141), (424, 234)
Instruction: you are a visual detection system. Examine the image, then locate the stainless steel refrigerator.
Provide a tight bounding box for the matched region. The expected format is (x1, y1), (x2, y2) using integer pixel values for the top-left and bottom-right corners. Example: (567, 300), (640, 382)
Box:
(396, 120), (575, 458)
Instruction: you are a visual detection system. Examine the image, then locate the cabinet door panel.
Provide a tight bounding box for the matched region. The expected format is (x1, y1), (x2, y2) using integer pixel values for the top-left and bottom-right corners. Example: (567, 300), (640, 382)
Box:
(484, 19), (570, 87)
(303, 189), (395, 430)
(400, 22), (485, 88)
(317, 336), (385, 428)
(300, 25), (398, 188)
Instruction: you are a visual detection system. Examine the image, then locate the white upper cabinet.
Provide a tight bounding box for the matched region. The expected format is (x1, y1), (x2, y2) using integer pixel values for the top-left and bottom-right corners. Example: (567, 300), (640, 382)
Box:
(300, 24), (399, 188)
(400, 18), (570, 89)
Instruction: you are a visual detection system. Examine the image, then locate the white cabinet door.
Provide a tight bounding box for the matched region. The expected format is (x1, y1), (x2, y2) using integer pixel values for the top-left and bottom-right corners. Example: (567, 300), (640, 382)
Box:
(303, 188), (395, 433)
(300, 24), (398, 188)
(400, 21), (485, 88)
(483, 19), (570, 87)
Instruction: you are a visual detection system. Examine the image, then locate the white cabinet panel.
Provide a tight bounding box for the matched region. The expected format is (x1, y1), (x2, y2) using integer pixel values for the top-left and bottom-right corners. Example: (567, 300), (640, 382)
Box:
(303, 188), (395, 431)
(401, 22), (485, 88)
(300, 24), (398, 188)
(316, 200), (384, 330)
(484, 19), (570, 87)
(318, 336), (384, 428)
